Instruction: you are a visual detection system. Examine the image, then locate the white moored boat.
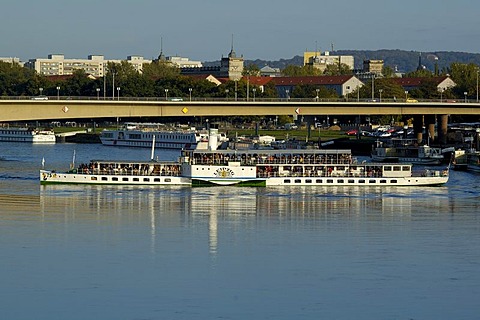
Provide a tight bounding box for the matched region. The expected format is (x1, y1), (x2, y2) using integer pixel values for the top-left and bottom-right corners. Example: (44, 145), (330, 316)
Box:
(371, 138), (449, 165)
(100, 123), (227, 150)
(0, 127), (56, 143)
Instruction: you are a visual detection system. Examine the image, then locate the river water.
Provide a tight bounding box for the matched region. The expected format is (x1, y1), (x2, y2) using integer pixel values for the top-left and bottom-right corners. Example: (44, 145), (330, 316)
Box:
(1, 142), (479, 320)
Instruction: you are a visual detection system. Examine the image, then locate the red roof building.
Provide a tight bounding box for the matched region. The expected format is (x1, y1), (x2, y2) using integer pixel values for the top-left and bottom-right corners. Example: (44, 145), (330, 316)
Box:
(270, 75), (363, 98)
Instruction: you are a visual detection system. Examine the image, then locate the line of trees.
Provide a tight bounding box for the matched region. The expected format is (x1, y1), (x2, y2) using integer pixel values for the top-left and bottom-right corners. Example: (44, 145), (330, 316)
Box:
(1, 59), (480, 125)
(1, 59), (479, 101)
(0, 60), (282, 100)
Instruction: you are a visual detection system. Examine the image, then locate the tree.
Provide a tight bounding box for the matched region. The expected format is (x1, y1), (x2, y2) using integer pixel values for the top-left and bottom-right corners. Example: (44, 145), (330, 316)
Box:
(63, 70), (94, 96)
(290, 84), (337, 99)
(405, 68), (433, 78)
(281, 65), (322, 76)
(142, 61), (180, 80)
(447, 62), (479, 99)
(323, 63), (352, 76)
(0, 61), (36, 96)
(242, 63), (260, 76)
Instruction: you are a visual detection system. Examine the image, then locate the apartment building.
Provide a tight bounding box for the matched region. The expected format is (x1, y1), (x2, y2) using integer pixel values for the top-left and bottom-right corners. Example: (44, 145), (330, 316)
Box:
(304, 51), (354, 72)
(25, 54), (152, 77)
(0, 57), (22, 65)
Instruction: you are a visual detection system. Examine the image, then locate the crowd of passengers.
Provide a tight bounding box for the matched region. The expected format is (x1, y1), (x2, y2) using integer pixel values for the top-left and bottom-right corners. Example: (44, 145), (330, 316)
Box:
(256, 165), (385, 178)
(75, 162), (181, 176)
(190, 152), (354, 165)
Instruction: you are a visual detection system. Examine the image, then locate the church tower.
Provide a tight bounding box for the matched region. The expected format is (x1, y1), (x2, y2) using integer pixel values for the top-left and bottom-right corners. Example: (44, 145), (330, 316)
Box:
(220, 35), (244, 80)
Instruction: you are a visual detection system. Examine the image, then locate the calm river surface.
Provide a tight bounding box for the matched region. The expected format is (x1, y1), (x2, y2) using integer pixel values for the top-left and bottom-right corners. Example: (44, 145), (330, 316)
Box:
(1, 142), (480, 320)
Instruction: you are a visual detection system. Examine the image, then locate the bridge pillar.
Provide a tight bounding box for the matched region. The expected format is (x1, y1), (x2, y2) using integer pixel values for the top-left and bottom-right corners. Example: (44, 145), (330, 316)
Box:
(425, 114), (436, 144)
(437, 114), (449, 145)
(413, 115), (424, 143)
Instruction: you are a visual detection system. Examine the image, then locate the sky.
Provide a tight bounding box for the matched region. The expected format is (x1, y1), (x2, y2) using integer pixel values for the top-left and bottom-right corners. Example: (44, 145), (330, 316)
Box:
(1, 0), (480, 62)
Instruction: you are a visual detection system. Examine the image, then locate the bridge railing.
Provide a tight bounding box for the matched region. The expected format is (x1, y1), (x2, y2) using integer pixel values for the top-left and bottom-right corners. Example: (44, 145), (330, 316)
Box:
(0, 96), (477, 103)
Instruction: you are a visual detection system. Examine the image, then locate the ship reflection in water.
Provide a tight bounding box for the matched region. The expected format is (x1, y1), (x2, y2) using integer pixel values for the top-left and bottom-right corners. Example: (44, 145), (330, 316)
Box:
(35, 184), (463, 256)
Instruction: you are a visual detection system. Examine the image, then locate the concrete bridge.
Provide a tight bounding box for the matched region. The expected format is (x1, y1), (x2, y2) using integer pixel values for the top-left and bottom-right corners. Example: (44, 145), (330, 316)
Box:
(1, 99), (480, 122)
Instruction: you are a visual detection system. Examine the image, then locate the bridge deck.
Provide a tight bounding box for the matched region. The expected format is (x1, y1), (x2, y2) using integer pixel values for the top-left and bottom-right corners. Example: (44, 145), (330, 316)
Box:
(1, 100), (479, 122)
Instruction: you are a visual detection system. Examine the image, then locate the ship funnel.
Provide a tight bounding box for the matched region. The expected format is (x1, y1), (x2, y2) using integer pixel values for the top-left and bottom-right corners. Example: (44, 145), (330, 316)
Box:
(208, 128), (218, 151)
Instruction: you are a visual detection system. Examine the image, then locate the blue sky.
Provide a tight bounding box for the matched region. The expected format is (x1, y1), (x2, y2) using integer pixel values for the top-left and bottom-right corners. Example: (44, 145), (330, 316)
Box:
(1, 0), (479, 62)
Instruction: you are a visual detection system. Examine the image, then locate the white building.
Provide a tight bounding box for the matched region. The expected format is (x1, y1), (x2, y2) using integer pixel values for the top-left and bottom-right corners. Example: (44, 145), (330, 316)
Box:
(166, 56), (202, 68)
(0, 57), (21, 65)
(25, 54), (153, 77)
(304, 51), (354, 72)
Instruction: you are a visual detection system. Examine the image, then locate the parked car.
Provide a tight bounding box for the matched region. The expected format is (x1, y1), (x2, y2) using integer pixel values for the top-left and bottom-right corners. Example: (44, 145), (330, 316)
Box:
(345, 129), (359, 136)
(31, 95), (48, 100)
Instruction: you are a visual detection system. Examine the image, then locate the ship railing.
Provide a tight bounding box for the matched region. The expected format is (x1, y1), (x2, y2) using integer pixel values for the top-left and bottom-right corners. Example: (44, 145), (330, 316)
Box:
(413, 168), (449, 178)
(83, 168), (182, 177)
(191, 157), (355, 166)
(256, 171), (385, 178)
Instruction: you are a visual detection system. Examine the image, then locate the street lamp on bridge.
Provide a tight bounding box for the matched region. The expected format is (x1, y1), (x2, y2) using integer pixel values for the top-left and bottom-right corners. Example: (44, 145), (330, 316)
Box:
(189, 88), (192, 102)
(225, 89), (229, 101)
(404, 90), (408, 101)
(39, 87), (43, 96)
(379, 89), (383, 102)
(252, 88), (256, 102)
(464, 91), (468, 103)
(316, 88), (319, 102)
(165, 88), (169, 101)
(96, 88), (100, 100)
(477, 69), (479, 103)
(117, 87), (120, 101)
(56, 86), (60, 100)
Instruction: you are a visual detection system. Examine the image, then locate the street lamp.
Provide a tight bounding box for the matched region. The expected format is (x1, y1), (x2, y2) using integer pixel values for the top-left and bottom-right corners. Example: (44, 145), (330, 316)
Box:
(225, 89), (229, 101)
(117, 87), (120, 101)
(39, 87), (43, 96)
(405, 90), (408, 101)
(112, 73), (115, 100)
(165, 88), (169, 101)
(316, 88), (319, 102)
(464, 91), (468, 103)
(189, 88), (192, 102)
(440, 88), (444, 103)
(252, 88), (256, 102)
(477, 69), (479, 103)
(286, 89), (290, 101)
(56, 86), (60, 100)
(371, 74), (375, 100)
(234, 81), (238, 101)
(379, 89), (383, 102)
(96, 88), (100, 100)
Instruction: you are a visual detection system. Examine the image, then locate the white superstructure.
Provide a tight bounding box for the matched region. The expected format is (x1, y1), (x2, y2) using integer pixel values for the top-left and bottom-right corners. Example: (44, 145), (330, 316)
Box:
(0, 127), (56, 143)
(100, 123), (227, 150)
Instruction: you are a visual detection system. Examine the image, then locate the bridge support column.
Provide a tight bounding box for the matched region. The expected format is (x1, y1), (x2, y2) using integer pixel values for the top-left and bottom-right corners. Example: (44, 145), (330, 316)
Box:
(413, 115), (424, 143)
(437, 114), (449, 145)
(425, 114), (436, 144)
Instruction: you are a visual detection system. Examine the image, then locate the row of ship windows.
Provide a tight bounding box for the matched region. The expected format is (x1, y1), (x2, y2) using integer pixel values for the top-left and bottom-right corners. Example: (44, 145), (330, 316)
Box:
(0, 131), (31, 135)
(85, 177), (397, 183)
(90, 176), (172, 183)
(0, 137), (30, 141)
(283, 179), (397, 184)
(129, 134), (194, 141)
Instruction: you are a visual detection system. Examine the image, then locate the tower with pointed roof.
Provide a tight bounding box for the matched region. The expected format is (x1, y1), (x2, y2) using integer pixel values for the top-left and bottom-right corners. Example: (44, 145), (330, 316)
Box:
(417, 52), (425, 71)
(220, 35), (244, 80)
(155, 37), (167, 63)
